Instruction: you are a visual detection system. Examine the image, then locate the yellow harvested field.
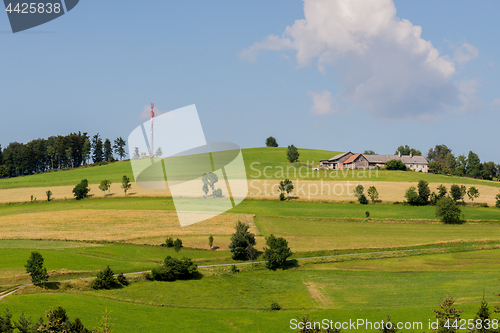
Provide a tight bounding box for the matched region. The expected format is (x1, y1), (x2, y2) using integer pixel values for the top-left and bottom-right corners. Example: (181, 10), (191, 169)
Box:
(0, 210), (257, 245)
(0, 180), (498, 205)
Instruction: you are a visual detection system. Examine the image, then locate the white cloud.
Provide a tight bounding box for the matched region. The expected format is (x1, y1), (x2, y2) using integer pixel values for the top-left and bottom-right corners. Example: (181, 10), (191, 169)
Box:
(491, 99), (500, 110)
(453, 42), (479, 66)
(241, 0), (480, 121)
(456, 79), (482, 113)
(308, 90), (338, 115)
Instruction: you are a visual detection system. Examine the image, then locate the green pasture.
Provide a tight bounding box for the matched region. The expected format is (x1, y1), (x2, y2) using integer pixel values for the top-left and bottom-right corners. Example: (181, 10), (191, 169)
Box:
(0, 147), (499, 190)
(2, 249), (500, 332)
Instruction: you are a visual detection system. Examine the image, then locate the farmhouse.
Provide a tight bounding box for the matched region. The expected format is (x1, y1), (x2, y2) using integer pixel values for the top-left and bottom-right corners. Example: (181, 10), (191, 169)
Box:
(320, 151), (429, 172)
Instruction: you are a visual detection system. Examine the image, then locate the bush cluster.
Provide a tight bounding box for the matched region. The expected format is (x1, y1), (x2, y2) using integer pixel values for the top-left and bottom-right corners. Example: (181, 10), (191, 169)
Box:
(152, 256), (199, 282)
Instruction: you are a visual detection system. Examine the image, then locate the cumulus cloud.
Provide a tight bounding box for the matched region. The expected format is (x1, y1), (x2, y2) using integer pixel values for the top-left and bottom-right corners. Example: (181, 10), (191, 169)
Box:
(456, 79), (482, 113)
(491, 99), (500, 110)
(308, 90), (337, 115)
(241, 0), (480, 121)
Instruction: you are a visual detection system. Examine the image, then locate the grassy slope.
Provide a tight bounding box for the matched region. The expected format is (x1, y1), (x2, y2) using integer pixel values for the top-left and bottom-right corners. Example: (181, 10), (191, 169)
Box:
(0, 147), (498, 190)
(2, 250), (500, 332)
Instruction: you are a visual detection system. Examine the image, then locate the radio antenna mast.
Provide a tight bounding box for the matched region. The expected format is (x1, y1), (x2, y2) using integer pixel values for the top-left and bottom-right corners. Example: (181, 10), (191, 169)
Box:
(150, 103), (154, 157)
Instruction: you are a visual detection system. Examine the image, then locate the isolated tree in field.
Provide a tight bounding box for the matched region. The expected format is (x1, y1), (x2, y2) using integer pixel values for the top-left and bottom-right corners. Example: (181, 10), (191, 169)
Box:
(279, 179), (294, 201)
(467, 186), (480, 202)
(437, 184), (447, 199)
(91, 266), (116, 290)
(208, 235), (214, 249)
(265, 136), (279, 147)
(229, 221), (256, 260)
(98, 179), (112, 195)
(385, 159), (407, 171)
(155, 147), (163, 157)
(263, 234), (292, 270)
(354, 184), (368, 204)
(46, 190), (52, 202)
(286, 145), (299, 163)
(432, 295), (462, 333)
(173, 238), (183, 258)
(367, 186), (379, 203)
(73, 179), (90, 200)
(435, 197), (462, 224)
(113, 137), (127, 161)
(121, 175), (131, 196)
(25, 251), (49, 285)
(132, 147), (140, 159)
(201, 172), (221, 198)
(417, 180), (431, 205)
(104, 138), (113, 162)
(450, 184), (466, 203)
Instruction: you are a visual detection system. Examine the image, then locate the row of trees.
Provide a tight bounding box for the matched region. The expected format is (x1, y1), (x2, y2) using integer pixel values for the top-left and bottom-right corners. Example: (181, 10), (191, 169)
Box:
(0, 133), (127, 179)
(72, 176), (131, 200)
(428, 144), (498, 179)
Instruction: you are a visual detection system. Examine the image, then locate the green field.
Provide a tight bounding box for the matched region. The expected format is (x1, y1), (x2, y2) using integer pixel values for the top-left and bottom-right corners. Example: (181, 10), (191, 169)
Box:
(1, 147), (499, 190)
(1, 149), (500, 332)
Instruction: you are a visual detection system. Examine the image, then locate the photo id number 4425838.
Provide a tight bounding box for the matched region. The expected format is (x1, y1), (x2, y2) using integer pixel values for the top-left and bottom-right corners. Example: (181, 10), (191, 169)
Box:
(5, 2), (61, 14)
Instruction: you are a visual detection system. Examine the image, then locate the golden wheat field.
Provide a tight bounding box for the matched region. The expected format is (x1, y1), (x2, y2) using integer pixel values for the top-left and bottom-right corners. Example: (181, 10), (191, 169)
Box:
(1, 180), (498, 205)
(0, 210), (258, 246)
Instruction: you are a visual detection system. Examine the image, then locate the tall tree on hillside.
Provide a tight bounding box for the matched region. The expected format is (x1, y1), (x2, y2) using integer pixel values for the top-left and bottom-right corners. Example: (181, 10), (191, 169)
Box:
(82, 139), (91, 165)
(466, 151), (482, 177)
(92, 134), (104, 163)
(454, 154), (467, 175)
(395, 145), (421, 156)
(229, 221), (256, 260)
(482, 161), (498, 180)
(265, 136), (279, 147)
(104, 138), (113, 162)
(286, 145), (299, 163)
(25, 251), (49, 285)
(113, 137), (127, 161)
(427, 144), (452, 162)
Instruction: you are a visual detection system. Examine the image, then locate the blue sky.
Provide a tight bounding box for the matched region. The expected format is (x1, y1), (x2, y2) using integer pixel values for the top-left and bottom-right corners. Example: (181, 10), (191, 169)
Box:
(0, 0), (499, 163)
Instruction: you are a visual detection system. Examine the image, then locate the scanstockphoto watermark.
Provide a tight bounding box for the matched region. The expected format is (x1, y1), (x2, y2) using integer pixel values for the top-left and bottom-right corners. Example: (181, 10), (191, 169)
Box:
(250, 179), (360, 199)
(290, 318), (424, 331)
(290, 318), (500, 331)
(249, 162), (379, 180)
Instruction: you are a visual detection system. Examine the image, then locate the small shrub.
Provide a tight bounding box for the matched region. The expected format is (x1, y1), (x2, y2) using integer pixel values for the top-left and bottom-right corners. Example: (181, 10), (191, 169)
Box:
(213, 188), (223, 198)
(46, 190), (52, 202)
(496, 193), (500, 208)
(358, 194), (368, 205)
(230, 265), (239, 274)
(270, 302), (282, 311)
(164, 237), (174, 247)
(91, 265), (116, 290)
(404, 186), (419, 205)
(385, 160), (407, 171)
(152, 256), (199, 281)
(116, 273), (129, 286)
(365, 211), (370, 218)
(435, 197), (462, 224)
(142, 272), (153, 281)
(279, 193), (285, 201)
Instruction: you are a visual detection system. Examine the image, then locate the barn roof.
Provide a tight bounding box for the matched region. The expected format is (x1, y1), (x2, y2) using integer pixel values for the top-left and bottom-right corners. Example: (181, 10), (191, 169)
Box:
(343, 153), (360, 164)
(326, 151), (352, 162)
(364, 154), (428, 165)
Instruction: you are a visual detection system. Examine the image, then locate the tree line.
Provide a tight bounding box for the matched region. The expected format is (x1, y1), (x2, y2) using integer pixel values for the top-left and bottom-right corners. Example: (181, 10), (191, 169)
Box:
(0, 133), (127, 179)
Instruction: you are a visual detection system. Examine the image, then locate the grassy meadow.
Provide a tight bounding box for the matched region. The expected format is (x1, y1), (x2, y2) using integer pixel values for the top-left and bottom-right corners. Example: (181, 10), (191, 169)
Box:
(0, 147), (500, 332)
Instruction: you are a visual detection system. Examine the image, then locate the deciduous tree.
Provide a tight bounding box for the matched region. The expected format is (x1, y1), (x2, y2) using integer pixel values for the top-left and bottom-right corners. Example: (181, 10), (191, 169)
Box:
(286, 145), (299, 163)
(121, 176), (131, 196)
(263, 234), (292, 270)
(25, 251), (49, 285)
(265, 136), (278, 147)
(113, 137), (127, 161)
(435, 197), (462, 224)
